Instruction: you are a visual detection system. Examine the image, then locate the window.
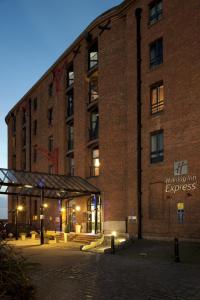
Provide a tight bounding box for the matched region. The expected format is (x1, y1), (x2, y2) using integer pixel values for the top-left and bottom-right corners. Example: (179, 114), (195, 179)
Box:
(33, 97), (37, 110)
(67, 64), (74, 88)
(67, 92), (74, 117)
(34, 200), (37, 215)
(150, 130), (164, 163)
(12, 115), (16, 136)
(88, 41), (98, 70)
(21, 149), (26, 170)
(47, 108), (53, 125)
(48, 135), (53, 153)
(150, 38), (163, 68)
(68, 156), (74, 176)
(149, 0), (162, 25)
(22, 109), (26, 125)
(91, 148), (100, 176)
(89, 111), (99, 140)
(89, 79), (99, 103)
(150, 82), (164, 114)
(33, 120), (37, 135)
(67, 125), (74, 151)
(22, 128), (26, 146)
(48, 165), (53, 174)
(33, 145), (37, 163)
(48, 82), (53, 97)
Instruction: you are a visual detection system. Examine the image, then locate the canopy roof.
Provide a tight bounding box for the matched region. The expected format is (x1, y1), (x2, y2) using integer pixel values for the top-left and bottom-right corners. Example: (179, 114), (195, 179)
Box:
(0, 168), (100, 199)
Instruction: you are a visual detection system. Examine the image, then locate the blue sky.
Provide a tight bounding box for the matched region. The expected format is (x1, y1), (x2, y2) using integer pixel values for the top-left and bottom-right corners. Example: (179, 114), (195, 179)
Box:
(0, 0), (122, 218)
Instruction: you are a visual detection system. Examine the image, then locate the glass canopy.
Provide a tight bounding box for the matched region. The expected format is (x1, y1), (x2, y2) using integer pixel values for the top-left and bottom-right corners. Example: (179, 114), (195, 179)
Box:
(0, 168), (100, 199)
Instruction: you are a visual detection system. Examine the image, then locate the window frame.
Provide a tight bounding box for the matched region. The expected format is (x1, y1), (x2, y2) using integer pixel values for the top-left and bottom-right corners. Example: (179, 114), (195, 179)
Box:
(150, 81), (164, 114)
(149, 0), (163, 25)
(150, 130), (164, 164)
(67, 64), (74, 88)
(149, 38), (163, 68)
(88, 40), (98, 70)
(91, 148), (100, 177)
(48, 135), (53, 153)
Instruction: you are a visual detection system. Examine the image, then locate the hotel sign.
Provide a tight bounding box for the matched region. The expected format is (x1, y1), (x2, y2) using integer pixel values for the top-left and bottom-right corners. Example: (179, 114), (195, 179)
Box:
(165, 161), (197, 193)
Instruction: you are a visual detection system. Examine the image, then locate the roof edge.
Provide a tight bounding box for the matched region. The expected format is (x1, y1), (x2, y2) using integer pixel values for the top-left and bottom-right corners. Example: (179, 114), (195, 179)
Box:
(5, 0), (134, 124)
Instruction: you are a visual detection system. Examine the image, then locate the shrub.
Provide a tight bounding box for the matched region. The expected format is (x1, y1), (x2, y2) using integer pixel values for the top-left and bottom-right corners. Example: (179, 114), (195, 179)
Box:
(0, 240), (35, 299)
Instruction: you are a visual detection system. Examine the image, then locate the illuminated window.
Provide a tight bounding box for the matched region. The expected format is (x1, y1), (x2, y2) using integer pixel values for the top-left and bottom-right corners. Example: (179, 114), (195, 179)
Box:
(150, 82), (164, 114)
(150, 38), (163, 68)
(88, 41), (98, 70)
(149, 0), (162, 25)
(67, 64), (74, 87)
(91, 148), (100, 176)
(150, 130), (164, 163)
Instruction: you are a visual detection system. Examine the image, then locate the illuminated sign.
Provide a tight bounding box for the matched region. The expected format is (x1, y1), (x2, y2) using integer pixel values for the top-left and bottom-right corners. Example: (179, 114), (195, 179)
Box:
(165, 175), (197, 193)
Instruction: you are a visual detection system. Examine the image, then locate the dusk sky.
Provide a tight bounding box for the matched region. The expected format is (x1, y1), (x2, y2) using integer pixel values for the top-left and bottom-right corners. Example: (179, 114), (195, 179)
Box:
(0, 0), (122, 218)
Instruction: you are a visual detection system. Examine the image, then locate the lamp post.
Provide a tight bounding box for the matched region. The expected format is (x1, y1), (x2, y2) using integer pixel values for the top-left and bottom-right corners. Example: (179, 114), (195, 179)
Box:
(15, 205), (24, 240)
(40, 188), (44, 245)
(60, 207), (66, 232)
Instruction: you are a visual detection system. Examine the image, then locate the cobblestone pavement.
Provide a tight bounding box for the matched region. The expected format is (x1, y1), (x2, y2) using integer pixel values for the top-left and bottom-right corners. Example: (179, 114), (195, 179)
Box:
(13, 239), (200, 300)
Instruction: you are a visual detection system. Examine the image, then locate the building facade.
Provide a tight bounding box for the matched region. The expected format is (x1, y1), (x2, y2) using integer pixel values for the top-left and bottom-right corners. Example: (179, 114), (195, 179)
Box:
(5, 0), (200, 239)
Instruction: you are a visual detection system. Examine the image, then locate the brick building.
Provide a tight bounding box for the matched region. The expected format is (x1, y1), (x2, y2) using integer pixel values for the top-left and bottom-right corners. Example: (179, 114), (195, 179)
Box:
(5, 0), (200, 239)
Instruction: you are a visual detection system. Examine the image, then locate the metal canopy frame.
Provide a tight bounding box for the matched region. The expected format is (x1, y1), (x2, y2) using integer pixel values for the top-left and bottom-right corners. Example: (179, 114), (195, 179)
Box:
(0, 168), (100, 200)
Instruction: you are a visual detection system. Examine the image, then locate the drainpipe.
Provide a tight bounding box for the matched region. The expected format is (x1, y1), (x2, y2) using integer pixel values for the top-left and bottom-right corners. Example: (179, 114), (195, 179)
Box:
(135, 8), (142, 239)
(29, 98), (32, 226)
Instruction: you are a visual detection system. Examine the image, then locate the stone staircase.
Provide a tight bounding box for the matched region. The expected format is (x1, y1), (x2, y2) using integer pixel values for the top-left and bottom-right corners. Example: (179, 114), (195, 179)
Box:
(68, 233), (102, 244)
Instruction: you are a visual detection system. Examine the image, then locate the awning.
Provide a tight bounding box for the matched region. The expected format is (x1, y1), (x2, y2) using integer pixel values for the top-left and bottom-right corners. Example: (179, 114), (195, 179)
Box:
(0, 168), (100, 199)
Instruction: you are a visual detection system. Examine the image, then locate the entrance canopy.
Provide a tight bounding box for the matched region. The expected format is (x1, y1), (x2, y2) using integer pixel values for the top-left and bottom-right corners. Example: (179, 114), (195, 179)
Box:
(0, 168), (100, 199)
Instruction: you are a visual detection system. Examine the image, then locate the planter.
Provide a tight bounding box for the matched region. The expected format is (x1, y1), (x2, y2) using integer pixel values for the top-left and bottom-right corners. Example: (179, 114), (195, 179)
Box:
(31, 233), (36, 240)
(21, 234), (26, 241)
(44, 237), (49, 244)
(75, 224), (81, 234)
(64, 232), (68, 243)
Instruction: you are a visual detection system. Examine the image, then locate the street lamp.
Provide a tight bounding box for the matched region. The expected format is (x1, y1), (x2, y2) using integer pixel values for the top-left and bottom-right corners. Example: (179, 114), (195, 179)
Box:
(15, 205), (24, 240)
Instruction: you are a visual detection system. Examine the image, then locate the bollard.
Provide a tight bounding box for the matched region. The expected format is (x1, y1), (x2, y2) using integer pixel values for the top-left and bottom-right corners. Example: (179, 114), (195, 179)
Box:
(111, 235), (115, 254)
(174, 237), (180, 262)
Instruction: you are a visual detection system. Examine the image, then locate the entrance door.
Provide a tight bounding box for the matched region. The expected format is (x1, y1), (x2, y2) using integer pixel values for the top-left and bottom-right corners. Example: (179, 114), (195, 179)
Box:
(87, 195), (101, 234)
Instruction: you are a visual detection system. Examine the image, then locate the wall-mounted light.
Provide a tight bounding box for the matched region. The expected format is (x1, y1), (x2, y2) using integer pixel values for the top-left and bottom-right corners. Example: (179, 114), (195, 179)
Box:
(17, 205), (24, 212)
(43, 203), (48, 208)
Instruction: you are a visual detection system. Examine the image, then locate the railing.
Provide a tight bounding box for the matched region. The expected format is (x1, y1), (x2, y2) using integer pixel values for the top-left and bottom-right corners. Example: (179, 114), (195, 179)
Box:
(67, 105), (74, 118)
(151, 100), (164, 114)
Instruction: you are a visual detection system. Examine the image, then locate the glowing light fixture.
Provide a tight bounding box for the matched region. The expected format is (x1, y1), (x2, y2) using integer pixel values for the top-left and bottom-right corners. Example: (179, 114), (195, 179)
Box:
(24, 184), (33, 188)
(17, 205), (23, 212)
(76, 205), (81, 212)
(43, 203), (48, 208)
(61, 207), (66, 213)
(111, 231), (117, 237)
